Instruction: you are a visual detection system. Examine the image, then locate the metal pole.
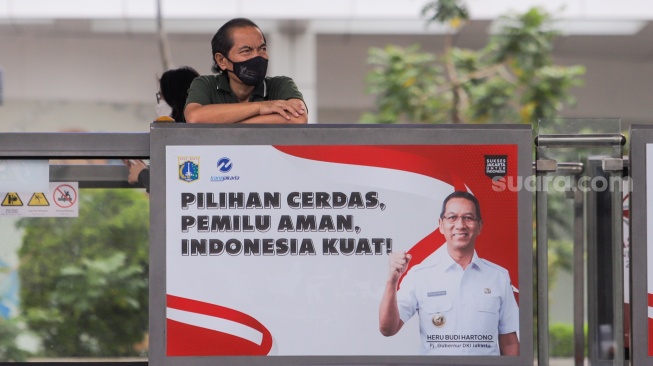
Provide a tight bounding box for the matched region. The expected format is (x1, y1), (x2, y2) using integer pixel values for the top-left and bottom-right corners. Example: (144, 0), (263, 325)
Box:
(573, 176), (585, 366)
(532, 161), (584, 175)
(535, 134), (626, 148)
(611, 170), (625, 366)
(536, 146), (550, 366)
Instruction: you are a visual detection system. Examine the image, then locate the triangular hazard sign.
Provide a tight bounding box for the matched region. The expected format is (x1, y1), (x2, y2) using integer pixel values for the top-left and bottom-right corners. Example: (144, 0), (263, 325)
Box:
(28, 192), (49, 206)
(1, 192), (23, 206)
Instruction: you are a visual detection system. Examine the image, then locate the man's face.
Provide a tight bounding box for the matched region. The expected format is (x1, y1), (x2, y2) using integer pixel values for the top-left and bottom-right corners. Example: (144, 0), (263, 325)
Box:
(223, 26), (268, 64)
(438, 197), (483, 252)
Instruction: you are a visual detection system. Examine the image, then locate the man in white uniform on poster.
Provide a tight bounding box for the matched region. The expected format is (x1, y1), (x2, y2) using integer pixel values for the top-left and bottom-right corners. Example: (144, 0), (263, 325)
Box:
(379, 191), (520, 355)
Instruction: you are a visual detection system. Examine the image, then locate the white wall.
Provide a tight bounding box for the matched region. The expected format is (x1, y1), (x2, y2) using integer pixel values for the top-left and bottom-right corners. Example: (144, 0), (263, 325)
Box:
(0, 31), (211, 132)
(1, 23), (652, 131)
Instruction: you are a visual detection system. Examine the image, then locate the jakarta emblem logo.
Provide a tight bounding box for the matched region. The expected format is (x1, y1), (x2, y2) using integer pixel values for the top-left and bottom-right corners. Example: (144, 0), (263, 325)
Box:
(178, 157), (200, 182)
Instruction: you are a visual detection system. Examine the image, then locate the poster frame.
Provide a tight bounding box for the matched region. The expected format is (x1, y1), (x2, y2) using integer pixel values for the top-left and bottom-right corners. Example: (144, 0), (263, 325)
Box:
(149, 123), (533, 366)
(628, 124), (652, 364)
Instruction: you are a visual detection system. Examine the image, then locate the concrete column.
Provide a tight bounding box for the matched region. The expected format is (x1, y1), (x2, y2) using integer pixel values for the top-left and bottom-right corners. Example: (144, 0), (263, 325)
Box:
(268, 20), (317, 124)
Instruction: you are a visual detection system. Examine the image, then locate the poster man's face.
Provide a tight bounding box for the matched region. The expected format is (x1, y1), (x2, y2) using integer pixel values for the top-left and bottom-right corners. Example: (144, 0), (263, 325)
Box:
(438, 197), (483, 252)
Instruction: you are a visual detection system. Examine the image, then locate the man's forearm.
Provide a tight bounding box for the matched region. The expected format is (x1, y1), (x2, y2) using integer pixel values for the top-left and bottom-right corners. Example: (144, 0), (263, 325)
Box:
(185, 103), (261, 124)
(379, 280), (403, 336)
(499, 332), (519, 355)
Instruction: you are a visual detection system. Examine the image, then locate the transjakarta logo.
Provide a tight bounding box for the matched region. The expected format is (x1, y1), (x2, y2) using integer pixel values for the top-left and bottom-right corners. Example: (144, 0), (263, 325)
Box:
(217, 157), (233, 173)
(212, 157), (239, 182)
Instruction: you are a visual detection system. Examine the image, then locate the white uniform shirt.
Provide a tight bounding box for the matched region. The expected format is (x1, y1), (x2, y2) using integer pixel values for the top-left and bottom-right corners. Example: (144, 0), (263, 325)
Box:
(396, 250), (519, 355)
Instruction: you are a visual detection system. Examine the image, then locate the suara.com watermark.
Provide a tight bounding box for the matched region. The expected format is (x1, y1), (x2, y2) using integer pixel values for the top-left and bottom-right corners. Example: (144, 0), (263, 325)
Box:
(492, 175), (631, 193)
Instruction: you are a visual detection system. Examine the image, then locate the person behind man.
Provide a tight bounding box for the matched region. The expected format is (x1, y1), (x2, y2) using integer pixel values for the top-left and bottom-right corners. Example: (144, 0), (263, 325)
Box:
(158, 66), (200, 123)
(184, 18), (307, 124)
(378, 191), (519, 356)
(124, 66), (200, 191)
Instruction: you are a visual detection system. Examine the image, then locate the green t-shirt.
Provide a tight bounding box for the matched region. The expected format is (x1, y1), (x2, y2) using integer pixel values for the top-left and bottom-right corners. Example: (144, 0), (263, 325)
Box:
(186, 73), (304, 107)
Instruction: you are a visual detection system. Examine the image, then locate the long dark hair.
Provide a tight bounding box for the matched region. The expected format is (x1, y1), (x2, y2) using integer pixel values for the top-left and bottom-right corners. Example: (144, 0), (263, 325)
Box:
(159, 66), (199, 122)
(210, 18), (266, 73)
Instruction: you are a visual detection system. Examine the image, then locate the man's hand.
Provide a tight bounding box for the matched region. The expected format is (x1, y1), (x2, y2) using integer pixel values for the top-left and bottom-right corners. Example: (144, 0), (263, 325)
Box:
(258, 99), (306, 122)
(388, 251), (412, 283)
(123, 159), (147, 185)
(379, 251), (410, 337)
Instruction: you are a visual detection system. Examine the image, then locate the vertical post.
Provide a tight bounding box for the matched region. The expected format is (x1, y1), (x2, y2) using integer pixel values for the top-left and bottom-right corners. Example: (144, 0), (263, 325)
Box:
(611, 170), (625, 366)
(573, 176), (585, 366)
(603, 146), (626, 366)
(536, 146), (550, 366)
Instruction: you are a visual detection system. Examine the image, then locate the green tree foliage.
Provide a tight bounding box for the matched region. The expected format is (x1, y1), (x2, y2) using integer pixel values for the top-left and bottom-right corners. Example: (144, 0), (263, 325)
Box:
(0, 318), (29, 361)
(16, 189), (149, 357)
(362, 1), (585, 124)
(549, 322), (587, 357)
(362, 45), (448, 124)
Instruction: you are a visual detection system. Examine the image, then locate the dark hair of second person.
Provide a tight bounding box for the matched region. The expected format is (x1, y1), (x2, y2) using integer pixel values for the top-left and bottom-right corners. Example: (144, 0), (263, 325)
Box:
(159, 66), (200, 122)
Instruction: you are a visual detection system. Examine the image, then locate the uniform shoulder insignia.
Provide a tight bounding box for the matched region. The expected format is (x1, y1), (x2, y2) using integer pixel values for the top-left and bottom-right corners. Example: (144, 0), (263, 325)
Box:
(410, 261), (441, 273)
(479, 258), (509, 274)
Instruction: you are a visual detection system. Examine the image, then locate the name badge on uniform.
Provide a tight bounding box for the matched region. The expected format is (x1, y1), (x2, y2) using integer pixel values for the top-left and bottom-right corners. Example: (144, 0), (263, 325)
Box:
(432, 313), (446, 327)
(427, 291), (446, 297)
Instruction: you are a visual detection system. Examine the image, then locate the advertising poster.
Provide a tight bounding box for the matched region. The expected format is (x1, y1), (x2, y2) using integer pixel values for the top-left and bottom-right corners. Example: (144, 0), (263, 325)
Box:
(164, 144), (520, 357)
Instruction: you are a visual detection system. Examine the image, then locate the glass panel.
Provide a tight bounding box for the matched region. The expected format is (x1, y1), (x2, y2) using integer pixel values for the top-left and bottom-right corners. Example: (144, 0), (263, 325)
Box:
(0, 160), (49, 192)
(1, 160), (149, 362)
(538, 117), (622, 135)
(536, 118), (625, 362)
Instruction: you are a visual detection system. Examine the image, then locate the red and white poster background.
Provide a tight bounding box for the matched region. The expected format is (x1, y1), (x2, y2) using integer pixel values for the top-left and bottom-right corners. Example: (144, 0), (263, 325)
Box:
(165, 144), (519, 356)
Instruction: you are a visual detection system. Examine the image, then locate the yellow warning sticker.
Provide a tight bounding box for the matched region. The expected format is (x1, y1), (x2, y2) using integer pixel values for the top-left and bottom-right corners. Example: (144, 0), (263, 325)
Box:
(28, 192), (49, 206)
(1, 193), (23, 206)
